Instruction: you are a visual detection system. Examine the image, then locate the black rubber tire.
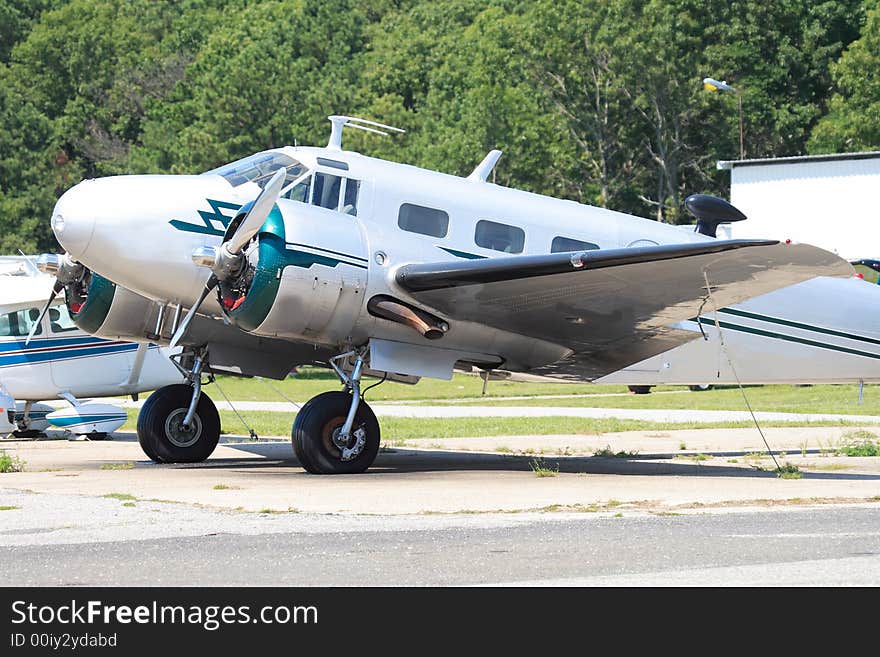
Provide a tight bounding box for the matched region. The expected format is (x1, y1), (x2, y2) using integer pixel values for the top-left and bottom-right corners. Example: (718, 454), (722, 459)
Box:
(12, 429), (44, 439)
(136, 384), (220, 463)
(87, 432), (109, 441)
(291, 419), (320, 474)
(688, 384), (713, 392)
(292, 391), (380, 474)
(628, 385), (652, 395)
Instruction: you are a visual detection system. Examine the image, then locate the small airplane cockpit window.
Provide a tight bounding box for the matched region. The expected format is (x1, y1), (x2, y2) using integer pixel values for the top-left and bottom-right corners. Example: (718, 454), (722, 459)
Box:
(551, 236), (600, 253)
(49, 306), (78, 333)
(398, 203), (449, 238)
(475, 220), (524, 254)
(342, 179), (360, 216)
(284, 176), (311, 203)
(282, 173), (360, 216)
(204, 152), (307, 189)
(312, 173), (343, 210)
(0, 307), (43, 338)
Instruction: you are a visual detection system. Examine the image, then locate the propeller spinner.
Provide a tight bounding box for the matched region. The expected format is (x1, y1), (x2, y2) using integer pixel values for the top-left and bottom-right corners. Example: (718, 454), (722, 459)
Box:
(26, 253), (85, 345)
(169, 167), (287, 348)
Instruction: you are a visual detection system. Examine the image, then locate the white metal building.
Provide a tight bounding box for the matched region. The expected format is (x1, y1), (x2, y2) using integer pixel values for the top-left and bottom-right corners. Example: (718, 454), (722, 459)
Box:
(717, 151), (880, 261)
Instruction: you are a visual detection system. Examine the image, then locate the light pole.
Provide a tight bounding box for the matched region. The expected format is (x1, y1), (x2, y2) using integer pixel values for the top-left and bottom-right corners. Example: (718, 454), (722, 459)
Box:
(703, 77), (744, 160)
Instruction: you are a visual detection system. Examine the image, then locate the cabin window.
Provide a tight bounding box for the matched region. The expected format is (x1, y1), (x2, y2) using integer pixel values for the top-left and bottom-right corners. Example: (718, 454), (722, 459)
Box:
(551, 236), (599, 253)
(0, 307), (42, 338)
(49, 306), (78, 333)
(312, 173), (343, 210)
(398, 203), (449, 238)
(283, 173), (359, 216)
(284, 176), (311, 203)
(342, 179), (360, 216)
(475, 220), (524, 254)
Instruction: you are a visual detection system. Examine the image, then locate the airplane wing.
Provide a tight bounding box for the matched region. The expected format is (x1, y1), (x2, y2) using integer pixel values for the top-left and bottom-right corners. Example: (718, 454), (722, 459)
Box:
(0, 274), (60, 316)
(394, 239), (854, 379)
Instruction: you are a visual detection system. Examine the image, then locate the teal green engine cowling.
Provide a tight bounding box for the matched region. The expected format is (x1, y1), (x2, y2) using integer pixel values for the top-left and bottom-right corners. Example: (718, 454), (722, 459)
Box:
(220, 206), (287, 333)
(217, 203), (368, 343)
(66, 271), (117, 334)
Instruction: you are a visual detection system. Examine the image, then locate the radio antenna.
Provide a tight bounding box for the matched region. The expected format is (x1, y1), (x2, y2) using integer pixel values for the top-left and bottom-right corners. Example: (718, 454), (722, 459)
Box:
(327, 115), (405, 151)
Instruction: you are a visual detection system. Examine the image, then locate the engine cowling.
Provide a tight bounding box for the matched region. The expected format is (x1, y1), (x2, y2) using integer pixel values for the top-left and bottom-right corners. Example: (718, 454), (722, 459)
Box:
(216, 205), (367, 345)
(65, 268), (164, 341)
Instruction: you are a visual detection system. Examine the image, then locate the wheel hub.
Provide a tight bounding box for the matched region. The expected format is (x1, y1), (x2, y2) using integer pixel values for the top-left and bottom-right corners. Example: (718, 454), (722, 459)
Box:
(330, 424), (366, 461)
(164, 409), (203, 448)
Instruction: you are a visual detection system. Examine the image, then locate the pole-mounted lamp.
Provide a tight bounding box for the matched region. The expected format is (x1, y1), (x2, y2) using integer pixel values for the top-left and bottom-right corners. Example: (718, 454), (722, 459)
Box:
(703, 77), (744, 160)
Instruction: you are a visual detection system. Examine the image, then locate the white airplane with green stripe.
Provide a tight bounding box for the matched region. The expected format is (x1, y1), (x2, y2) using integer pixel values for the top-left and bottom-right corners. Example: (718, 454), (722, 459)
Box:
(37, 116), (869, 473)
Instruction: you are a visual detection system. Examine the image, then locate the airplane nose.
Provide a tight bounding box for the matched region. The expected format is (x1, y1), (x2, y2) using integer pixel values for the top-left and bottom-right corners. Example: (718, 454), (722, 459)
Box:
(51, 180), (97, 258)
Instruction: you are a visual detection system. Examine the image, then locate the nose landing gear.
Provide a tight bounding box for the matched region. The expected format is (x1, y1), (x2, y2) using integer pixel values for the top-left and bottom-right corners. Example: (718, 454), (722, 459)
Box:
(136, 348), (220, 463)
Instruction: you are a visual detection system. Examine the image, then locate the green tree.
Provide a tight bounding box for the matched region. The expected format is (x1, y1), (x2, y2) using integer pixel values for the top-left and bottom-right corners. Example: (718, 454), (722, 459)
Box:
(809, 2), (880, 153)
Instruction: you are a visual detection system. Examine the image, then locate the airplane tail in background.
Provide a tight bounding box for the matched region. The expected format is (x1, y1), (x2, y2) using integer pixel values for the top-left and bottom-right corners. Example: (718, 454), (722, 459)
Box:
(598, 275), (880, 386)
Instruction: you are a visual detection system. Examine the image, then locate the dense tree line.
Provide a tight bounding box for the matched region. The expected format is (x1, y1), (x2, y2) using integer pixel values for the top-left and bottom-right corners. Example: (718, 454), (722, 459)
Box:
(0, 0), (876, 253)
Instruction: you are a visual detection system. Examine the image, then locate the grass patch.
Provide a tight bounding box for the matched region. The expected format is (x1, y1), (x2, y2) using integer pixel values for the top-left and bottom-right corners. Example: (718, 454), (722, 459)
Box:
(257, 507), (299, 514)
(835, 432), (880, 457)
(449, 383), (880, 416)
(0, 450), (25, 473)
(675, 453), (710, 462)
(102, 493), (137, 501)
(99, 462), (134, 470)
(593, 446), (638, 458)
(213, 484), (241, 490)
(0, 505), (20, 511)
(801, 463), (850, 471)
(529, 458), (559, 477)
(842, 429), (878, 440)
(122, 502), (136, 507)
(776, 463), (803, 479)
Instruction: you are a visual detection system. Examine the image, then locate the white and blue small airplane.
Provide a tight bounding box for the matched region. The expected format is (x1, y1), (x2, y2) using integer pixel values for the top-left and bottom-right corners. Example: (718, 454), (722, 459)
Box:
(0, 256), (183, 438)
(34, 116), (878, 473)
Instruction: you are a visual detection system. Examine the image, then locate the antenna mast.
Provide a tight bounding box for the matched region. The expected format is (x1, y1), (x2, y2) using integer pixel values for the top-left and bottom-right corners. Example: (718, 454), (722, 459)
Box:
(326, 115), (405, 151)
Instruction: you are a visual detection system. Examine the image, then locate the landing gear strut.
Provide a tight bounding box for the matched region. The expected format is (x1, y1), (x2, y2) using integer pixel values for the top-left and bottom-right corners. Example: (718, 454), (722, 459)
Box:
(136, 348), (220, 463)
(12, 401), (47, 439)
(292, 348), (380, 474)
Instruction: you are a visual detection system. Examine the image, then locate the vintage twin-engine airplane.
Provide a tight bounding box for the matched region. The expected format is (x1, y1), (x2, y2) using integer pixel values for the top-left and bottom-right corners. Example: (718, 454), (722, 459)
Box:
(38, 115), (857, 473)
(0, 256), (183, 437)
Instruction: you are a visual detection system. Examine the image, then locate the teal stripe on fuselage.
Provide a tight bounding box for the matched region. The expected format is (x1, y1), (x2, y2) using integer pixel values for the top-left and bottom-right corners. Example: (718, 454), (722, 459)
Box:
(438, 246), (487, 260)
(694, 317), (880, 360)
(48, 414), (127, 428)
(717, 307), (880, 348)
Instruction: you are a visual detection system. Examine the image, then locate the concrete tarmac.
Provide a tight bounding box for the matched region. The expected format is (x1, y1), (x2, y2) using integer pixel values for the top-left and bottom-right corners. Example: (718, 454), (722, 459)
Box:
(2, 424), (880, 515)
(3, 425), (880, 586)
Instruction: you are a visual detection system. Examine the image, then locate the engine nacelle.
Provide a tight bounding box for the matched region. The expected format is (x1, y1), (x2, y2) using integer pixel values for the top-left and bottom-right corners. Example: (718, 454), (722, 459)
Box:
(65, 269), (164, 342)
(218, 207), (367, 345)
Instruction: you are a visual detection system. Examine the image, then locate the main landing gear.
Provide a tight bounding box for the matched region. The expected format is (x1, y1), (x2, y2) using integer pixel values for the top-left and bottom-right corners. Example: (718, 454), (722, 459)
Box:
(292, 348), (380, 474)
(136, 348), (220, 463)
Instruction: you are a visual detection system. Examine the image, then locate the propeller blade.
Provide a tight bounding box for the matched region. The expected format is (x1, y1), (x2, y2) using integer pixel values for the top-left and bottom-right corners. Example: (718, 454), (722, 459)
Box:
(226, 168), (287, 255)
(169, 275), (218, 349)
(25, 280), (64, 346)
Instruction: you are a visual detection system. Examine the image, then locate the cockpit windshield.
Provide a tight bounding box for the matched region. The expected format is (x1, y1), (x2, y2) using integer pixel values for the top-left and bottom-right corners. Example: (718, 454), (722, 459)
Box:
(203, 152), (308, 189)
